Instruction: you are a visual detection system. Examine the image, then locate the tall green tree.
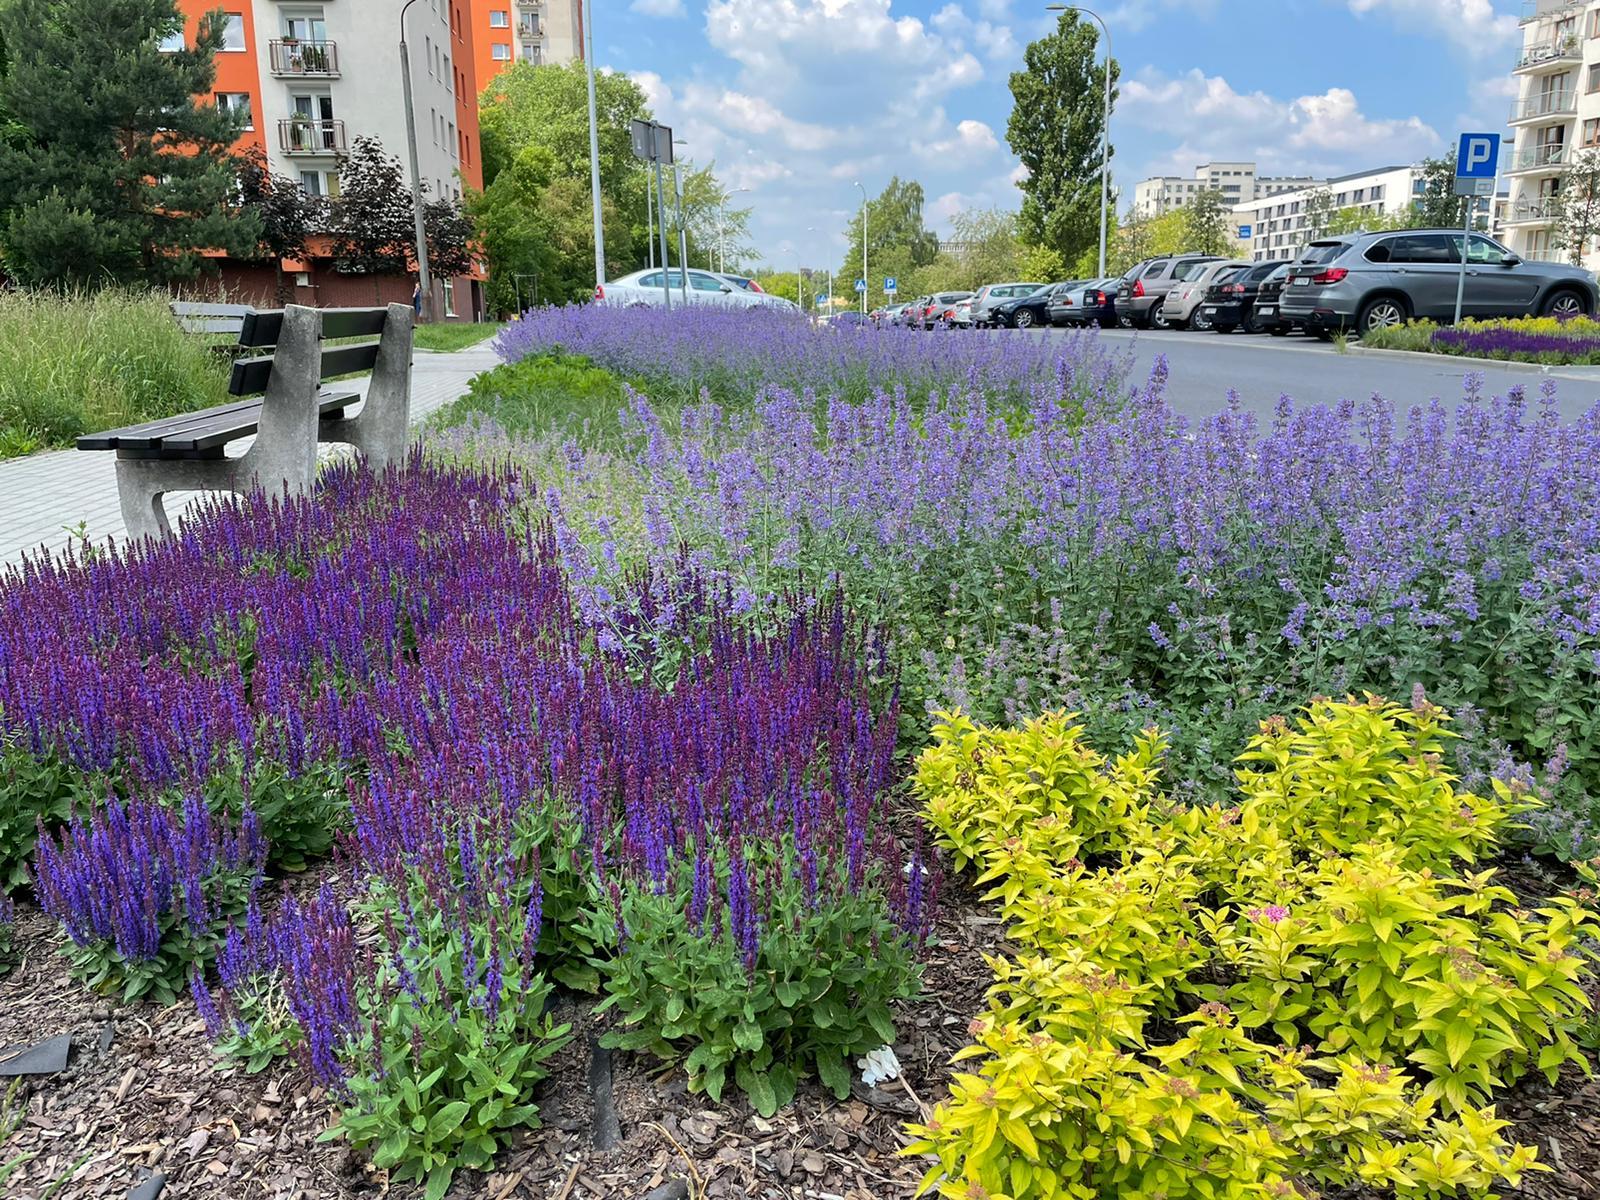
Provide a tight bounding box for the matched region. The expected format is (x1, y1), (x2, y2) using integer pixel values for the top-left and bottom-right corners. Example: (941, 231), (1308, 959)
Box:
(837, 176), (938, 307)
(947, 207), (1020, 287)
(1181, 189), (1230, 256)
(236, 148), (323, 303)
(1007, 11), (1118, 267)
(0, 0), (261, 287)
(1413, 153), (1468, 228)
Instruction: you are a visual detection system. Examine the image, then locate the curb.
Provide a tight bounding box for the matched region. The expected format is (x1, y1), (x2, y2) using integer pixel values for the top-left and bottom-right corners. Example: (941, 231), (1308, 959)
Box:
(1343, 343), (1600, 379)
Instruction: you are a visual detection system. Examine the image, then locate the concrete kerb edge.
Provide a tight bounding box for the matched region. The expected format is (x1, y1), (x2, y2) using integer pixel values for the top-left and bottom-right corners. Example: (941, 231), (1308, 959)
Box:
(1343, 343), (1600, 380)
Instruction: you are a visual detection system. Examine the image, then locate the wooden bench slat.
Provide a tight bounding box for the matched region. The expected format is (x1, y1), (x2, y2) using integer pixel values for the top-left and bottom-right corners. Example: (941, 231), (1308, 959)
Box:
(77, 391), (359, 452)
(159, 392), (360, 452)
(77, 398), (266, 450)
(229, 343), (382, 395)
(238, 307), (389, 347)
(176, 317), (249, 334)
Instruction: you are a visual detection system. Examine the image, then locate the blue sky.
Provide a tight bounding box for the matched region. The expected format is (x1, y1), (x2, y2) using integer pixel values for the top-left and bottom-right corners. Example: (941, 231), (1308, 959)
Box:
(599, 0), (1524, 267)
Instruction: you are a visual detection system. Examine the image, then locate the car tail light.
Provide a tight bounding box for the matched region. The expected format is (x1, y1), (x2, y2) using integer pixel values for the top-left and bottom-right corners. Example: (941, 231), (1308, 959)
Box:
(1063, 296), (1073, 305)
(1308, 268), (1348, 285)
(1093, 291), (1105, 304)
(1227, 283), (1245, 294)
(1133, 279), (1145, 298)
(594, 284), (605, 301)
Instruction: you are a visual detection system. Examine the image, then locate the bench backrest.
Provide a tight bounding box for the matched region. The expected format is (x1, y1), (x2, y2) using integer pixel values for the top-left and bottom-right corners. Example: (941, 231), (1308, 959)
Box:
(171, 301), (253, 336)
(227, 307), (395, 396)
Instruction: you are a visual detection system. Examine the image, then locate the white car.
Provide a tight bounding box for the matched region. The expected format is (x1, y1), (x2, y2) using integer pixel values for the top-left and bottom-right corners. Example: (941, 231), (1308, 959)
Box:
(595, 268), (796, 310)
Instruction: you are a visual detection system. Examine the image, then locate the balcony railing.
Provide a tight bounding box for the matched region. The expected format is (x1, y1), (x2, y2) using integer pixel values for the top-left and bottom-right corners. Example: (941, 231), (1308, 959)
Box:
(279, 118), (346, 154)
(517, 19), (540, 36)
(1521, 0), (1583, 25)
(1510, 90), (1577, 122)
(1504, 197), (1559, 224)
(1509, 143), (1569, 172)
(1516, 38), (1582, 71)
(270, 39), (339, 76)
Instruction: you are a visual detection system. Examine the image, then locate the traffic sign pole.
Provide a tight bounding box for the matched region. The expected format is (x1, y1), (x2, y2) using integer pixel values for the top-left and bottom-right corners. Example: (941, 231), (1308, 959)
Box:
(1452, 131), (1500, 327)
(1452, 198), (1472, 327)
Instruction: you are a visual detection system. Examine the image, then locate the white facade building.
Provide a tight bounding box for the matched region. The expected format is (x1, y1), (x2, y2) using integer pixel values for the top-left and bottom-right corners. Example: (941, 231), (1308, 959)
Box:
(1131, 161), (1319, 216)
(1228, 166), (1425, 262)
(1503, 0), (1600, 266)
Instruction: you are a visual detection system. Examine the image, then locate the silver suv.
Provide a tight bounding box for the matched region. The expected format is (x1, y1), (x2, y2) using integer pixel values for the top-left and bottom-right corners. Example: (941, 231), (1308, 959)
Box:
(1115, 254), (1222, 329)
(971, 282), (1046, 327)
(1277, 229), (1598, 337)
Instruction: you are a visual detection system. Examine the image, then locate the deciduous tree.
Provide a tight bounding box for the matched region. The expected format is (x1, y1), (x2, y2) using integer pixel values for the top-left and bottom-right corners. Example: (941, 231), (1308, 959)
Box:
(1181, 188), (1230, 256)
(1007, 11), (1118, 267)
(1550, 149), (1600, 266)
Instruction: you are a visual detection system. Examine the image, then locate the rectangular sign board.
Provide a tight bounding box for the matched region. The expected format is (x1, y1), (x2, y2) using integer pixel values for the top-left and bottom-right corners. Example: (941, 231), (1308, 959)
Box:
(629, 119), (674, 164)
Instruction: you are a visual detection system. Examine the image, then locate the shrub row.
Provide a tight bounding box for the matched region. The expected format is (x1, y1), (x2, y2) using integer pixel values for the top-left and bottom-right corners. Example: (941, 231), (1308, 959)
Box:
(907, 697), (1600, 1199)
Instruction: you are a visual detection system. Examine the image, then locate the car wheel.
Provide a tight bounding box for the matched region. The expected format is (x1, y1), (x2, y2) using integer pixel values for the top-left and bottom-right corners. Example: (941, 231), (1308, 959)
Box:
(1213, 323), (1236, 334)
(1190, 310), (1212, 331)
(1314, 329), (1336, 342)
(1268, 325), (1288, 337)
(1245, 312), (1266, 334)
(1357, 295), (1408, 334)
(1015, 309), (1037, 329)
(1116, 311), (1135, 329)
(1149, 307), (1171, 330)
(1541, 288), (1588, 319)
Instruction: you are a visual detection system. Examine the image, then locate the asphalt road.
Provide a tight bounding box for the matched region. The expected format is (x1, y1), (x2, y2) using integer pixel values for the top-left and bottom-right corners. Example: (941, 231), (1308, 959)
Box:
(1039, 326), (1600, 422)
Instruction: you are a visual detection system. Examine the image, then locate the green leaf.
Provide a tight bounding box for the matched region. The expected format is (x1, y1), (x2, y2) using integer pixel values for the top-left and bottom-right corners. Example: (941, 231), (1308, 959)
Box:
(427, 1100), (471, 1141)
(733, 1020), (764, 1052)
(425, 1163), (455, 1200)
(816, 1051), (851, 1100)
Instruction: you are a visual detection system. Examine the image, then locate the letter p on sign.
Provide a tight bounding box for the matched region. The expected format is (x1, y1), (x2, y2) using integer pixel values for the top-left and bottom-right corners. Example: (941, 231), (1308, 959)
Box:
(1456, 132), (1500, 180)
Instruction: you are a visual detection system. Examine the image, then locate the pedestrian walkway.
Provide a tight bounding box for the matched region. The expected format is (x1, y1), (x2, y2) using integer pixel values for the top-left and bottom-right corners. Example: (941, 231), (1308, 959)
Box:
(0, 343), (500, 568)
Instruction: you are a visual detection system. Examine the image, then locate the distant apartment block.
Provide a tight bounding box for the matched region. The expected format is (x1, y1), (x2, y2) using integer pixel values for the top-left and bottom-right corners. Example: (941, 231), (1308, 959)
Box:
(1503, 0), (1599, 266)
(470, 0), (584, 84)
(1131, 162), (1319, 216)
(1228, 166), (1424, 262)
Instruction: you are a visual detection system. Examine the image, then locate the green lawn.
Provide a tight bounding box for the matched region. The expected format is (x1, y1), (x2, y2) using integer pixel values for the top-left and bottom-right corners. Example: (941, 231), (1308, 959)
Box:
(414, 322), (505, 353)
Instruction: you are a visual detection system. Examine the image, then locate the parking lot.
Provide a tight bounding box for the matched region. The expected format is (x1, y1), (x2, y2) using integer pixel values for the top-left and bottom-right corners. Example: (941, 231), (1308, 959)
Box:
(1031, 324), (1600, 421)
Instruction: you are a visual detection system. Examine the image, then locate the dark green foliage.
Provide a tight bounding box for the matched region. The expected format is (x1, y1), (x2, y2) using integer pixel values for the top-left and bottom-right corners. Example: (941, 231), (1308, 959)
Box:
(236, 149), (324, 303)
(203, 757), (349, 873)
(1007, 11), (1119, 267)
(0, 740), (94, 892)
(596, 843), (921, 1118)
(0, 0), (262, 286)
(512, 799), (609, 991)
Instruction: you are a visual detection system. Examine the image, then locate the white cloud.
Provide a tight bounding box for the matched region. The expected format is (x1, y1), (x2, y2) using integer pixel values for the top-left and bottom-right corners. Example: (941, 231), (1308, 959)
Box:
(1119, 68), (1441, 180)
(918, 118), (1000, 162)
(630, 0), (686, 15)
(931, 3), (1017, 62)
(1342, 0), (1518, 57)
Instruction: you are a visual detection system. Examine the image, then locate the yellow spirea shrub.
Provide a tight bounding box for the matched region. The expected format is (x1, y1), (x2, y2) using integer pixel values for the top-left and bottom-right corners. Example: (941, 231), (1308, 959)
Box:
(909, 696), (1600, 1200)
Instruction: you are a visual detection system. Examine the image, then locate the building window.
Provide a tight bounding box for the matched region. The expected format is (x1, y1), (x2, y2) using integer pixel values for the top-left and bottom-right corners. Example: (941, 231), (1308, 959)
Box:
(1588, 63), (1600, 92)
(215, 92), (253, 128)
(299, 170), (322, 196)
(491, 42), (510, 59)
(443, 54), (451, 91)
(1589, 9), (1600, 36)
(221, 13), (246, 51)
(157, 27), (185, 52)
(294, 271), (311, 287)
(442, 278), (457, 317)
(489, 9), (509, 25)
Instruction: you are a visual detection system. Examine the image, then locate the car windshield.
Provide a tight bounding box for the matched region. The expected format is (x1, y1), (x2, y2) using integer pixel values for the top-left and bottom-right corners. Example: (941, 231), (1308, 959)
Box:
(1296, 242), (1348, 266)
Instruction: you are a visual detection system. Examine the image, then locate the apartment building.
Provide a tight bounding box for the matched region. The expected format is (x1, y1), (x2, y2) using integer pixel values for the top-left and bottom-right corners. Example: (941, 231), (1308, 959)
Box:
(1131, 161), (1319, 216)
(1229, 165), (1424, 261)
(170, 0), (487, 316)
(1503, 0), (1600, 266)
(469, 0), (584, 85)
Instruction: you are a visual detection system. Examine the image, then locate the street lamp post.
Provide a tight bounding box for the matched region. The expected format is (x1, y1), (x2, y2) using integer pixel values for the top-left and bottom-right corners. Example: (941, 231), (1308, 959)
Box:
(1046, 4), (1111, 279)
(398, 0), (432, 322)
(853, 181), (867, 316)
(672, 138), (689, 304)
(582, 0), (605, 287)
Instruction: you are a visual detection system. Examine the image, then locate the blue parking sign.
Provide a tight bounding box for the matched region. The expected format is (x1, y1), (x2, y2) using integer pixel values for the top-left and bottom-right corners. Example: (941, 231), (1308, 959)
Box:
(884, 276), (898, 294)
(1456, 132), (1500, 179)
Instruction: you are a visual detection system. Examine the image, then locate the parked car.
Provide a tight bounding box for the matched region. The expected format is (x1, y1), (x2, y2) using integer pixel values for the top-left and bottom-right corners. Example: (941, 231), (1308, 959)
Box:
(991, 283), (1063, 329)
(1277, 230), (1599, 337)
(951, 297), (975, 328)
(923, 291), (975, 328)
(1252, 264), (1296, 335)
(1050, 277), (1119, 327)
(971, 282), (1047, 327)
(904, 295), (933, 326)
(1197, 262), (1289, 333)
(829, 310), (872, 329)
(1162, 260), (1252, 330)
(596, 268), (791, 309)
(1115, 254), (1222, 329)
(718, 273), (767, 293)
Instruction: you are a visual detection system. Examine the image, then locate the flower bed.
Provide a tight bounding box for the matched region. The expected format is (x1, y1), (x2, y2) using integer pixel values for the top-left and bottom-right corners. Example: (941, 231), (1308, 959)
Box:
(479, 346), (1600, 860)
(0, 457), (930, 1196)
(909, 698), (1600, 1199)
(1363, 316), (1600, 365)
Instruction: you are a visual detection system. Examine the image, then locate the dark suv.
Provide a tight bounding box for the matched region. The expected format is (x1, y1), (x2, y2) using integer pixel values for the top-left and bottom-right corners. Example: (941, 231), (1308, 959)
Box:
(1115, 254), (1223, 329)
(1277, 230), (1598, 337)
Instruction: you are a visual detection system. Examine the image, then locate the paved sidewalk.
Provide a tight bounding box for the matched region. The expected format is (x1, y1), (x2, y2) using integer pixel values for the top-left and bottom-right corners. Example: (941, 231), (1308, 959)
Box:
(0, 344), (500, 568)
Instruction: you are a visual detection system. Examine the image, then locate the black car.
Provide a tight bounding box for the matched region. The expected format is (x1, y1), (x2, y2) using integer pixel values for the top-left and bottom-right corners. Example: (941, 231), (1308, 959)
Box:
(1251, 265), (1296, 335)
(1049, 277), (1118, 327)
(992, 282), (1066, 329)
(1196, 262), (1287, 333)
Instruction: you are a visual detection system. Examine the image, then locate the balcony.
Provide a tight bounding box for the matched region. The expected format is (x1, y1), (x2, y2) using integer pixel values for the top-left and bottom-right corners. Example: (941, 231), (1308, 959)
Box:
(279, 118), (346, 154)
(1510, 90), (1577, 124)
(1502, 196), (1559, 225)
(1508, 143), (1570, 174)
(517, 19), (541, 36)
(269, 39), (339, 76)
(1521, 0), (1582, 24)
(1515, 38), (1582, 73)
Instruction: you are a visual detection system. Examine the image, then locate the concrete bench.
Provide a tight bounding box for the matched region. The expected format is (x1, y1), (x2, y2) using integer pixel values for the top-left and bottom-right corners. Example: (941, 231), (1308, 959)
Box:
(77, 302), (414, 541)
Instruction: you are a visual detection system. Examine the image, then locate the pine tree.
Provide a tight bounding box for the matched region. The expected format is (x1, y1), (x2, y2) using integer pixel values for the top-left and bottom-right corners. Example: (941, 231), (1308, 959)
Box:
(0, 0), (261, 287)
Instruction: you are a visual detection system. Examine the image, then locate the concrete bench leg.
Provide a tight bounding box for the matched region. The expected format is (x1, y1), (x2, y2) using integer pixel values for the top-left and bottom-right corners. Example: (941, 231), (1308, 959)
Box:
(321, 302), (413, 467)
(114, 459), (176, 542)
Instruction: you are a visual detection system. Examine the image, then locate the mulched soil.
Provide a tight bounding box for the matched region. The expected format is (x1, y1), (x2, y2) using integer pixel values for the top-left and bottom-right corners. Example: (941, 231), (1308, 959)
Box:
(1, 860), (1595, 1200)
(0, 871), (998, 1200)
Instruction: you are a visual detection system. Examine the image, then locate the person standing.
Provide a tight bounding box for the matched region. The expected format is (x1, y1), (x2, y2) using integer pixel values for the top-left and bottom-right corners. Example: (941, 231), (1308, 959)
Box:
(412, 281), (422, 317)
